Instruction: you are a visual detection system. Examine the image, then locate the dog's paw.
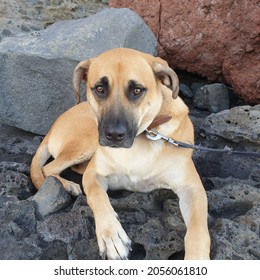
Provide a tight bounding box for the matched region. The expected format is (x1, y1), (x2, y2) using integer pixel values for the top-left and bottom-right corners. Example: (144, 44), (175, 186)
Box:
(96, 217), (131, 260)
(64, 181), (82, 196)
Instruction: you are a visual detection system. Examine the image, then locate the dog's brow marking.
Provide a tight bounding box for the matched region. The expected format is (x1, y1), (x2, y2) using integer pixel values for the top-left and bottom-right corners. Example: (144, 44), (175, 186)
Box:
(128, 80), (143, 88)
(100, 76), (109, 85)
(128, 80), (137, 88)
(127, 79), (147, 101)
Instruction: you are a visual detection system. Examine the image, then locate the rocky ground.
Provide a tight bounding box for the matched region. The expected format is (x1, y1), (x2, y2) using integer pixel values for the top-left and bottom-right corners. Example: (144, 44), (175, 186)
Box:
(0, 81), (259, 260)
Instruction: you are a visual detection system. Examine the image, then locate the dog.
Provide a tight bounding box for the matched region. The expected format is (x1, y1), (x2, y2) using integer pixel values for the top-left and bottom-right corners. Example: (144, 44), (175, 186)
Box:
(30, 48), (210, 260)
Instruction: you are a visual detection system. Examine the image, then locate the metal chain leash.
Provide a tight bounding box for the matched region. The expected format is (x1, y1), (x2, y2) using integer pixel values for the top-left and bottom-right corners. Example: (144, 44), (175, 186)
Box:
(145, 129), (260, 158)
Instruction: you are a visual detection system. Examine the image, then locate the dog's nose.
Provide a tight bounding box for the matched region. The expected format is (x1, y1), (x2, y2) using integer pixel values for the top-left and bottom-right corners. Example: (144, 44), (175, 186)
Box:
(105, 125), (127, 143)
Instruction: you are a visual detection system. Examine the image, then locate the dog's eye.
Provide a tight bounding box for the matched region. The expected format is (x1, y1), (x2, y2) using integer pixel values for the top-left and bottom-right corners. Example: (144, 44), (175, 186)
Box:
(133, 87), (143, 95)
(131, 87), (146, 99)
(95, 85), (105, 94)
(93, 84), (108, 98)
(127, 80), (146, 101)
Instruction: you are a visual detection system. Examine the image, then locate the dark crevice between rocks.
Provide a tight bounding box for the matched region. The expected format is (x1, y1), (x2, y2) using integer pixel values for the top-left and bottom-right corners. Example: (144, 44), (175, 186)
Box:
(108, 189), (133, 199)
(168, 250), (185, 260)
(129, 243), (146, 260)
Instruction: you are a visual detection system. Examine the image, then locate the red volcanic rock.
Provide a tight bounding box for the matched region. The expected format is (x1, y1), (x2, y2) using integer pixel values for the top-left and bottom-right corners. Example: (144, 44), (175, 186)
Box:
(109, 0), (260, 103)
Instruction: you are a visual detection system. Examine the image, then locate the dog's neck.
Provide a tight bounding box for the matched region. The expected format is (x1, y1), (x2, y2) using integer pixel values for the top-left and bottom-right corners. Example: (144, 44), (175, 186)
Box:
(146, 88), (189, 134)
(147, 115), (172, 130)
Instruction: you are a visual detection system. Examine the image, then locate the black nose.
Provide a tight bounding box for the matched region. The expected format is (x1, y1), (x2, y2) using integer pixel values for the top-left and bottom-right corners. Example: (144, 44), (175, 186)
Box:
(105, 124), (127, 143)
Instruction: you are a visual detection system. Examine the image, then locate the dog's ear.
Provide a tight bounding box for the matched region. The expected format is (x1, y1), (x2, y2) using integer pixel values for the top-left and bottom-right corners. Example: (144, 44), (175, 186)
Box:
(73, 59), (92, 103)
(152, 58), (179, 99)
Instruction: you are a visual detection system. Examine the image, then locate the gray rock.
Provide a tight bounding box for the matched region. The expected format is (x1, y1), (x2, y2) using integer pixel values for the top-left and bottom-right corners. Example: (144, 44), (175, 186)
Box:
(0, 196), (39, 259)
(37, 207), (92, 243)
(211, 218), (260, 259)
(207, 179), (259, 219)
(32, 176), (71, 217)
(193, 83), (230, 113)
(0, 54), (78, 135)
(0, 8), (157, 61)
(0, 169), (34, 200)
(0, 161), (30, 175)
(200, 105), (260, 146)
(2, 28), (13, 37)
(206, 178), (260, 260)
(0, 8), (157, 135)
(179, 83), (193, 98)
(191, 82), (207, 94)
(0, 0), (108, 36)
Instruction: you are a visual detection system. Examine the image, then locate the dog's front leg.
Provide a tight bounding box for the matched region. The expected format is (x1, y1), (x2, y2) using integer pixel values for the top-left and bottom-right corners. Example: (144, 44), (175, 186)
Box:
(174, 163), (211, 260)
(82, 162), (131, 260)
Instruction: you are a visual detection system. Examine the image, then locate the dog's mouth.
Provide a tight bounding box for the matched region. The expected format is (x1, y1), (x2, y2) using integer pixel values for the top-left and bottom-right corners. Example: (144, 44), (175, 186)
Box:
(100, 141), (133, 149)
(99, 131), (136, 149)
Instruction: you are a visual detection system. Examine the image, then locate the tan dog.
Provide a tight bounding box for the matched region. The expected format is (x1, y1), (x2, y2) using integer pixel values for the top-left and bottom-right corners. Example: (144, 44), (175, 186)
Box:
(30, 48), (210, 260)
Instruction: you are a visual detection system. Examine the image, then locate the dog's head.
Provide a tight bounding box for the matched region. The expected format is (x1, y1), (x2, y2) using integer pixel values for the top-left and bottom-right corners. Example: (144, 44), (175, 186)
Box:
(73, 48), (179, 148)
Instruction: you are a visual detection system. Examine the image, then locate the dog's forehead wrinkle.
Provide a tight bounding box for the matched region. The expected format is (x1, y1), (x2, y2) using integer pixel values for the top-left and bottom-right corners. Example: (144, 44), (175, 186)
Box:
(91, 56), (154, 90)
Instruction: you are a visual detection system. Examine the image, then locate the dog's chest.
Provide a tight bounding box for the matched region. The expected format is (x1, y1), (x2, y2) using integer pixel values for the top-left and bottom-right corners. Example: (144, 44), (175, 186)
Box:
(106, 173), (170, 192)
(96, 139), (180, 192)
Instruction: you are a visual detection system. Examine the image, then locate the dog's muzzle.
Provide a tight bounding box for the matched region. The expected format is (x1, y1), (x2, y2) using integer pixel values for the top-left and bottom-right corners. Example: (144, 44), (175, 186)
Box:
(99, 118), (137, 148)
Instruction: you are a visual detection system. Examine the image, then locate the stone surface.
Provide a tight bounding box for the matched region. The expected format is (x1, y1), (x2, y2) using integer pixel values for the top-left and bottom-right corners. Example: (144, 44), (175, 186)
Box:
(0, 100), (259, 260)
(193, 83), (230, 113)
(0, 8), (157, 135)
(200, 105), (260, 146)
(0, 170), (33, 200)
(32, 176), (71, 217)
(0, 0), (108, 37)
(109, 0), (260, 103)
(179, 83), (193, 99)
(208, 179), (260, 260)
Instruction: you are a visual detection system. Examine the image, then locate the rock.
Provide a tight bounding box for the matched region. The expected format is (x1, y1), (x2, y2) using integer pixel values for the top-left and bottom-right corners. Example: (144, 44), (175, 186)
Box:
(0, 196), (40, 259)
(109, 0), (260, 103)
(0, 8), (157, 134)
(37, 207), (92, 243)
(32, 176), (71, 217)
(200, 105), (260, 146)
(2, 28), (12, 37)
(193, 83), (230, 113)
(0, 0), (107, 36)
(208, 180), (260, 259)
(0, 135), (41, 164)
(0, 169), (34, 200)
(110, 0), (161, 39)
(0, 124), (39, 199)
(191, 82), (208, 94)
(0, 8), (157, 61)
(179, 83), (193, 98)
